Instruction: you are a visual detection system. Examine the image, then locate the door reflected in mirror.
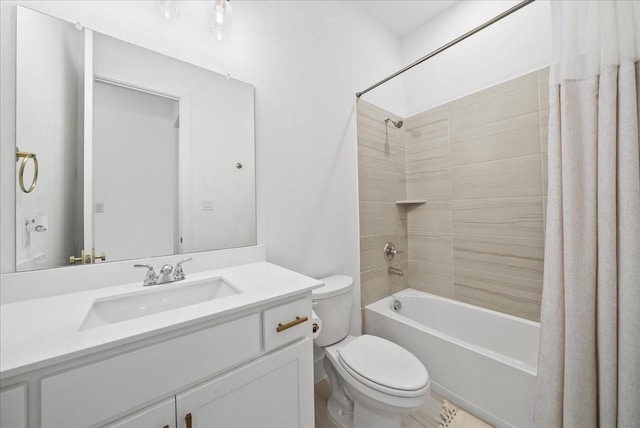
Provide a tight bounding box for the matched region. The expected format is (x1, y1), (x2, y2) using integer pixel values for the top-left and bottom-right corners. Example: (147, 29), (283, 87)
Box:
(93, 80), (180, 262)
(14, 6), (256, 272)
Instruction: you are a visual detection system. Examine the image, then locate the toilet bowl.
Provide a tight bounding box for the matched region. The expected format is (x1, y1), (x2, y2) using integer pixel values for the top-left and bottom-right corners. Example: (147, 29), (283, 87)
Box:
(313, 276), (430, 428)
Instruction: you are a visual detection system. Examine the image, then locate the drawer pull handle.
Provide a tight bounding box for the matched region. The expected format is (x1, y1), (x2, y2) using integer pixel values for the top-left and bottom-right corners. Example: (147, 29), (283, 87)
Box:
(185, 412), (192, 428)
(163, 425), (169, 428)
(276, 316), (308, 332)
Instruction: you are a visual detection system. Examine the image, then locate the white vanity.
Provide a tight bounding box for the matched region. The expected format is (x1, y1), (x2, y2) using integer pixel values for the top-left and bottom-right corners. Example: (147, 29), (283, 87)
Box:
(0, 253), (322, 428)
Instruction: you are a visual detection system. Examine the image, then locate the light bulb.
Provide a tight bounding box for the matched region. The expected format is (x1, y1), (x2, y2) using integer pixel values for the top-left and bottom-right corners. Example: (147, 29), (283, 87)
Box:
(209, 0), (232, 40)
(155, 0), (179, 21)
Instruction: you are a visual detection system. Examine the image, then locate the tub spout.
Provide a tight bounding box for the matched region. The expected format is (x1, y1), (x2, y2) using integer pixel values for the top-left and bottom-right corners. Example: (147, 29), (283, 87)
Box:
(388, 267), (404, 276)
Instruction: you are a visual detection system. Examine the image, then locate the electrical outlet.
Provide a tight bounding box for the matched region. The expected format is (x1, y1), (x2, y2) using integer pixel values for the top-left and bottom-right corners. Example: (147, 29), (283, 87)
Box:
(95, 202), (104, 213)
(201, 200), (214, 211)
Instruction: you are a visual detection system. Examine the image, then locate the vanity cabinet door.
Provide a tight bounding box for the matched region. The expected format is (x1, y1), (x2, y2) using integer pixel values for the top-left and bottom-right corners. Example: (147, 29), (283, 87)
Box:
(176, 338), (314, 428)
(0, 384), (27, 428)
(101, 398), (175, 428)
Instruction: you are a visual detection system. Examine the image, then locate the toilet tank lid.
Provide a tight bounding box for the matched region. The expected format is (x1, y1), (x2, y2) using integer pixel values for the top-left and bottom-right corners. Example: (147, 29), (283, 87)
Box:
(313, 275), (354, 299)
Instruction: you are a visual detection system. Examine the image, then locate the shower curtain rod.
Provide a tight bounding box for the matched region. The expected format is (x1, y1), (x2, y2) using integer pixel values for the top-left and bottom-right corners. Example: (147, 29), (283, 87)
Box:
(355, 0), (536, 98)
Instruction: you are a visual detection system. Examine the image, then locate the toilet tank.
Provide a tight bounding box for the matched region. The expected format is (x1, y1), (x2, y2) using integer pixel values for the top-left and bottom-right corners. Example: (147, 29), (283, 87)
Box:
(313, 275), (354, 347)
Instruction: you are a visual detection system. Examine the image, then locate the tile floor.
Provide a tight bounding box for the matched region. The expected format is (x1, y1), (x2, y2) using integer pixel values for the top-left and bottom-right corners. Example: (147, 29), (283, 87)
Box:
(314, 378), (464, 428)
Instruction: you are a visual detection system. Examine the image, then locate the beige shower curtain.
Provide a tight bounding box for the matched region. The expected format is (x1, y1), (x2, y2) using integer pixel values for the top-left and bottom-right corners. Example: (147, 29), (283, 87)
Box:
(533, 3), (640, 425)
(532, 56), (640, 428)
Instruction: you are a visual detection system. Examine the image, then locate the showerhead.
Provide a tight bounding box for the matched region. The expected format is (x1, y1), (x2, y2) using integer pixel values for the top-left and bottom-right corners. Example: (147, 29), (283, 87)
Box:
(384, 117), (403, 128)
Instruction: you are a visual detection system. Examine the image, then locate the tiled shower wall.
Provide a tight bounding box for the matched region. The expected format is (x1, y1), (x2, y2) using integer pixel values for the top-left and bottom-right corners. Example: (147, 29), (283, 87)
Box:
(358, 68), (549, 321)
(357, 101), (409, 308)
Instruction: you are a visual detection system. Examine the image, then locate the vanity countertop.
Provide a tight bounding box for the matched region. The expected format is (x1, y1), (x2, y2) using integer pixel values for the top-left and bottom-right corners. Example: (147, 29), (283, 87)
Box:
(0, 262), (323, 380)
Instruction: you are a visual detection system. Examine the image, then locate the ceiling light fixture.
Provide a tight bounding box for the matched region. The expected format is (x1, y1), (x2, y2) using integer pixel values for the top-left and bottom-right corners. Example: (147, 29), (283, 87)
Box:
(209, 0), (233, 41)
(155, 0), (180, 21)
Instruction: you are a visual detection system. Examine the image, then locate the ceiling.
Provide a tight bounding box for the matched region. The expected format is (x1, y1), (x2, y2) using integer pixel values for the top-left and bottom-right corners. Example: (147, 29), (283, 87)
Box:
(356, 1), (458, 39)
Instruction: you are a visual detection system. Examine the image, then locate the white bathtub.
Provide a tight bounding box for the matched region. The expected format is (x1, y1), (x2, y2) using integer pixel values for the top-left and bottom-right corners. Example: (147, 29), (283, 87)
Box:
(364, 289), (539, 428)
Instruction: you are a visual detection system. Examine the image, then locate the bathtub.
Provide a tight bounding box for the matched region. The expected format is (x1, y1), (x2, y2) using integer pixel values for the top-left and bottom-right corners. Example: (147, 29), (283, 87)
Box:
(364, 288), (539, 428)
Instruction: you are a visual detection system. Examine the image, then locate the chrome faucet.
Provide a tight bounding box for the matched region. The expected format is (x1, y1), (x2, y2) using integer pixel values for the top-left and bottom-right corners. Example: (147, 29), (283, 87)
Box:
(134, 264), (158, 286)
(173, 258), (193, 281)
(157, 264), (174, 284)
(134, 257), (193, 286)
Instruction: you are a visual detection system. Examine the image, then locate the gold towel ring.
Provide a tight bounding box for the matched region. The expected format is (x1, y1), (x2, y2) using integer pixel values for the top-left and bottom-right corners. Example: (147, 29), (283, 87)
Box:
(16, 150), (38, 193)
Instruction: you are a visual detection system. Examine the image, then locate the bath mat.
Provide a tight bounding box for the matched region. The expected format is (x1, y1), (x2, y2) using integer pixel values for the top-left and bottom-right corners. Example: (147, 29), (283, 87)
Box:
(437, 400), (492, 428)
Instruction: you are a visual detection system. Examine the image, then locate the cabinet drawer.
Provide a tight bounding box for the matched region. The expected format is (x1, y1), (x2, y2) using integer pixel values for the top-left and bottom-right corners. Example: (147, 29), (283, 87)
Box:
(263, 297), (311, 352)
(41, 314), (260, 428)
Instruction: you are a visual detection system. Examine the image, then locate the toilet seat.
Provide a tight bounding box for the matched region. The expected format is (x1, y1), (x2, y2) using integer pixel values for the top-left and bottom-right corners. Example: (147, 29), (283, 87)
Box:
(337, 335), (429, 398)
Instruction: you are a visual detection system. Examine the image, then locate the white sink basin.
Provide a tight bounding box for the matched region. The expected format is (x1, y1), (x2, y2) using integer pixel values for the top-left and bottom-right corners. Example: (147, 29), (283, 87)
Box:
(79, 277), (240, 330)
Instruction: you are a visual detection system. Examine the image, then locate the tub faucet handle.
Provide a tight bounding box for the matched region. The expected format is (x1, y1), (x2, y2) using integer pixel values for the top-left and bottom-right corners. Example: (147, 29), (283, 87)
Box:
(383, 242), (402, 262)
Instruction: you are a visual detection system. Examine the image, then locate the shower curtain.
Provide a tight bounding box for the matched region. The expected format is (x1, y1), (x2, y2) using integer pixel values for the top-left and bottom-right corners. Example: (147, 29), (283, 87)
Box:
(533, 2), (640, 427)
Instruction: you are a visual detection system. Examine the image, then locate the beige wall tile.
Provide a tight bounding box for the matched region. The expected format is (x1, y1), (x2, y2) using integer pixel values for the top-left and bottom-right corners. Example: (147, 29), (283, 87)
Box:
(358, 136), (397, 171)
(408, 233), (453, 266)
(453, 234), (544, 281)
(405, 136), (450, 175)
(390, 260), (409, 294)
(538, 67), (550, 111)
(395, 141), (408, 201)
(404, 104), (448, 141)
(357, 99), (402, 124)
(407, 202), (452, 234)
(449, 72), (538, 132)
(540, 108), (549, 153)
(455, 283), (541, 321)
(543, 195), (548, 234)
(357, 100), (407, 307)
(408, 259), (454, 298)
(358, 166), (403, 202)
(359, 202), (400, 236)
(359, 70), (551, 323)
(542, 152), (548, 196)
(360, 266), (391, 306)
(450, 112), (541, 166)
(449, 71), (537, 109)
(406, 169), (451, 201)
(451, 154), (543, 200)
(452, 197), (543, 238)
(454, 266), (542, 303)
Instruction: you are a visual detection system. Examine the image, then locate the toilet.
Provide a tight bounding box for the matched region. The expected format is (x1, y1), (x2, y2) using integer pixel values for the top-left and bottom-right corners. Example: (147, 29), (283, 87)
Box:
(313, 275), (430, 428)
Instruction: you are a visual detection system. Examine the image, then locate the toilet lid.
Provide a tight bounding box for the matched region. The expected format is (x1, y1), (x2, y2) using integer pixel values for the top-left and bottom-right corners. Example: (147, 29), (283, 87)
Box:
(338, 335), (429, 392)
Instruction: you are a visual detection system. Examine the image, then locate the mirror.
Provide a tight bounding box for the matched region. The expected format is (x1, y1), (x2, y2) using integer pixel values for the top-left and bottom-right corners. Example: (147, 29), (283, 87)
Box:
(14, 7), (256, 272)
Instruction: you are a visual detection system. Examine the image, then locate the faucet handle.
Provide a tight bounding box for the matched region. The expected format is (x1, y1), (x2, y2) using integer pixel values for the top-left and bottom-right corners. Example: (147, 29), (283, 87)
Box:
(174, 257), (193, 280)
(176, 257), (193, 268)
(134, 264), (157, 286)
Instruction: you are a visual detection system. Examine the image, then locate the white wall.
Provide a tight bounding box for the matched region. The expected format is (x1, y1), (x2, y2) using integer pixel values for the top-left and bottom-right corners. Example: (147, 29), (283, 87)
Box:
(1, 1), (405, 335)
(400, 0), (552, 116)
